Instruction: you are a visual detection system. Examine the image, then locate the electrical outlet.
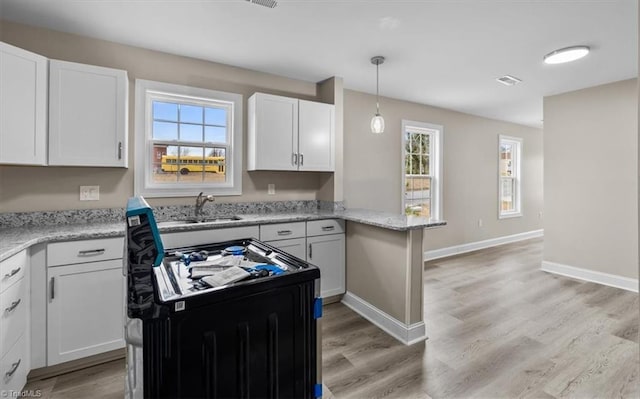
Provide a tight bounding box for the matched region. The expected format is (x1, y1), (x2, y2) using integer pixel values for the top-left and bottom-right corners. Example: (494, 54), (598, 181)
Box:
(538, 211), (543, 219)
(267, 184), (276, 195)
(478, 219), (483, 228)
(80, 185), (100, 201)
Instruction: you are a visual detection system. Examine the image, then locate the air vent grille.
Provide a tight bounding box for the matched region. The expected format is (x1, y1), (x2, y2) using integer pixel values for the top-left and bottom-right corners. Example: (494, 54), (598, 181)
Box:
(246, 0), (278, 8)
(496, 75), (522, 86)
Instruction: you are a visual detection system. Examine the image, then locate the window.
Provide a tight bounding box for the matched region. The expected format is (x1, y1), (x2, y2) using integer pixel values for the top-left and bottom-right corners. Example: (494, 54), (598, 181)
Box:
(499, 135), (522, 218)
(135, 80), (242, 197)
(402, 120), (443, 219)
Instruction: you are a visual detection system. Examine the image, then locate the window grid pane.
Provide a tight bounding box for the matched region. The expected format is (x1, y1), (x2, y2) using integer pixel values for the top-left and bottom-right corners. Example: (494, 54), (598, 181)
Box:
(404, 129), (433, 218)
(151, 99), (230, 186)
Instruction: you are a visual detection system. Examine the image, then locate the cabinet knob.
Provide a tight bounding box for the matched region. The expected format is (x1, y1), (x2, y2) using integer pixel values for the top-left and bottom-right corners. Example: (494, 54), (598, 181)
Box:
(308, 243), (313, 259)
(277, 230), (293, 236)
(292, 153), (298, 166)
(299, 153), (304, 166)
(118, 142), (123, 160)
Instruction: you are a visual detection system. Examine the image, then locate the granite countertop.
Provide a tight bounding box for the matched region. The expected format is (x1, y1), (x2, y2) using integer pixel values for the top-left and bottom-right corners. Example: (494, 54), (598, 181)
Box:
(0, 206), (445, 262)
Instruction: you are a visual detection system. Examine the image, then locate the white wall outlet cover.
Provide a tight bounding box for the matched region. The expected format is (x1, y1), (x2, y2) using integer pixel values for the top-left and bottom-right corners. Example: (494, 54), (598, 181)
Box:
(267, 184), (276, 195)
(80, 185), (100, 201)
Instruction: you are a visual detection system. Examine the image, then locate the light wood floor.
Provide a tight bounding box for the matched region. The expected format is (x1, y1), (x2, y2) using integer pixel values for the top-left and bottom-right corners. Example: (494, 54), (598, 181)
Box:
(24, 238), (639, 398)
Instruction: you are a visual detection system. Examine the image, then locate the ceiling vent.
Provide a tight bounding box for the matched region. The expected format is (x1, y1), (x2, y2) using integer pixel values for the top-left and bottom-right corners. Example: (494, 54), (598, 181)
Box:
(246, 0), (278, 8)
(496, 75), (522, 86)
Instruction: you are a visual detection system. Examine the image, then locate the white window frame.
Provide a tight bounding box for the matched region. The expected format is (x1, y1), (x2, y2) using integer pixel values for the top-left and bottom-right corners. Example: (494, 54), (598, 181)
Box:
(498, 135), (522, 219)
(401, 120), (443, 220)
(134, 79), (242, 197)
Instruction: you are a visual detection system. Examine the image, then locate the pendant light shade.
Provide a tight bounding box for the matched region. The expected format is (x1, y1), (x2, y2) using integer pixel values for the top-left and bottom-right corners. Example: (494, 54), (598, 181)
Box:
(371, 114), (385, 134)
(370, 56), (385, 134)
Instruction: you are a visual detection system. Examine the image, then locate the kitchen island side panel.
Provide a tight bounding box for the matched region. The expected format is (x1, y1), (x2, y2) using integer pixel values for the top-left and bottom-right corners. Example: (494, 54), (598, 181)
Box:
(345, 221), (410, 323)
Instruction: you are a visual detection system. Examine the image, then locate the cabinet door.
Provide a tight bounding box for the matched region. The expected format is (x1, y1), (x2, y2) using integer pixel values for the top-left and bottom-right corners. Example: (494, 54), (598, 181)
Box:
(298, 100), (334, 172)
(49, 60), (128, 167)
(307, 234), (345, 298)
(248, 93), (298, 171)
(265, 238), (307, 261)
(0, 42), (47, 165)
(47, 259), (125, 365)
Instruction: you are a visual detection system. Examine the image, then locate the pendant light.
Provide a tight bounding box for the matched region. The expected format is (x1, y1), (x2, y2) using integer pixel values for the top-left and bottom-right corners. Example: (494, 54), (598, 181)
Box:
(370, 56), (385, 134)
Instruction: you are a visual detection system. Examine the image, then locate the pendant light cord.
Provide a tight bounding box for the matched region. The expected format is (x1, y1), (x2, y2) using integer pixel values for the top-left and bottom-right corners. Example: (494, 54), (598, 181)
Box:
(376, 62), (380, 114)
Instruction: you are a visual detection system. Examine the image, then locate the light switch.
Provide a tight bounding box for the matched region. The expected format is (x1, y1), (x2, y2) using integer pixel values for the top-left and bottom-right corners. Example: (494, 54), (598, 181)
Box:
(80, 185), (100, 201)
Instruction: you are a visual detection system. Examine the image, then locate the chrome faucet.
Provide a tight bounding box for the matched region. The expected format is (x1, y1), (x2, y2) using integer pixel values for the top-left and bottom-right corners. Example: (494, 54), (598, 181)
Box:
(195, 192), (215, 220)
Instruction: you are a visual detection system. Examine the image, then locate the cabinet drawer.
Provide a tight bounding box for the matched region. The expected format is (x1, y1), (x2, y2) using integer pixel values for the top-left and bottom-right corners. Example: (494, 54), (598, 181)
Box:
(1, 334), (28, 393)
(162, 226), (259, 249)
(0, 277), (27, 358)
(47, 237), (124, 266)
(0, 250), (27, 293)
(260, 222), (306, 241)
(306, 219), (345, 237)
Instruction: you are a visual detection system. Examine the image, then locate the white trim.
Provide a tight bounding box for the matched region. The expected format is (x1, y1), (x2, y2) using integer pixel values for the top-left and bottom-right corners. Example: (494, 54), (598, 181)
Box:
(341, 291), (427, 346)
(401, 120), (443, 220)
(541, 261), (638, 293)
(134, 79), (243, 197)
(424, 229), (544, 261)
(498, 135), (522, 219)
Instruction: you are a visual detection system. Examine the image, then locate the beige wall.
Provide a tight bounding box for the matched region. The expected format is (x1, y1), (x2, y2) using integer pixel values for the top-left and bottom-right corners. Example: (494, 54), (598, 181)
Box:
(543, 79), (638, 279)
(0, 20), (335, 212)
(343, 90), (544, 250)
(345, 222), (423, 324)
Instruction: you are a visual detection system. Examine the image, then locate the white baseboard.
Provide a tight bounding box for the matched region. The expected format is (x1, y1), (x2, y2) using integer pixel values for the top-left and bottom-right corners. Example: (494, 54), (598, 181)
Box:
(541, 261), (638, 293)
(424, 229), (544, 261)
(341, 291), (427, 346)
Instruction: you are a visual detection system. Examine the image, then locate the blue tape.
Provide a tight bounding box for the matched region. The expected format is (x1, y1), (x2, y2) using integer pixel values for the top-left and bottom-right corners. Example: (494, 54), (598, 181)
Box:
(314, 383), (322, 398)
(313, 298), (323, 319)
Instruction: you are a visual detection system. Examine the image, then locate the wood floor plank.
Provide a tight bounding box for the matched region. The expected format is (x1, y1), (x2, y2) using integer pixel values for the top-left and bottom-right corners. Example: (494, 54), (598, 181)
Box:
(21, 237), (638, 398)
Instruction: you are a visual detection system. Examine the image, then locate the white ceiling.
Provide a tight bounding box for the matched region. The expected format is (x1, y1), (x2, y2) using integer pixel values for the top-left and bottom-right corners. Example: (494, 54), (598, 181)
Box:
(1, 0), (637, 128)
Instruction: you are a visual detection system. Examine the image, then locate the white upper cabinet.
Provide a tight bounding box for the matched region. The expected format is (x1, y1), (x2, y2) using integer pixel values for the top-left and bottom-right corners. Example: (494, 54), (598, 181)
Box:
(0, 42), (48, 165)
(49, 60), (128, 167)
(298, 100), (335, 171)
(248, 93), (334, 172)
(248, 93), (298, 171)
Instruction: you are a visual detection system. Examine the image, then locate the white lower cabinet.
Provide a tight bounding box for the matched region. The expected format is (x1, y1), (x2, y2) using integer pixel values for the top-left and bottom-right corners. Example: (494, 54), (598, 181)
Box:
(265, 238), (307, 261)
(46, 239), (125, 366)
(0, 249), (30, 394)
(260, 222), (307, 261)
(306, 220), (345, 298)
(47, 259), (124, 365)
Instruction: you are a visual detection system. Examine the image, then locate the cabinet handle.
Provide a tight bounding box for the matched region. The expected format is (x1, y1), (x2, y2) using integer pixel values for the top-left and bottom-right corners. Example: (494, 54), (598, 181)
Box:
(4, 267), (20, 279)
(277, 230), (292, 236)
(118, 142), (123, 160)
(50, 277), (55, 300)
(5, 299), (21, 313)
(308, 243), (313, 260)
(292, 153), (298, 166)
(5, 359), (21, 378)
(321, 226), (335, 231)
(78, 249), (105, 256)
(299, 153), (304, 166)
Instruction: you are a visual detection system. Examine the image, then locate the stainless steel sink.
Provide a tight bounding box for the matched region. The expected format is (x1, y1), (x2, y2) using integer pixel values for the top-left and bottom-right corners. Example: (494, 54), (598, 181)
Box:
(158, 216), (241, 227)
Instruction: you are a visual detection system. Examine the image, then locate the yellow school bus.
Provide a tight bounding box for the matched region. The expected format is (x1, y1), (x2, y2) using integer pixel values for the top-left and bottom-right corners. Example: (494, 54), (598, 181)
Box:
(161, 155), (225, 175)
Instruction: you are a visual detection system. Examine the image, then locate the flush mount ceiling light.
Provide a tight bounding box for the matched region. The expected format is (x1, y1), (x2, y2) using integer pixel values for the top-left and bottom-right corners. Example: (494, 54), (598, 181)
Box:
(543, 45), (590, 64)
(371, 56), (385, 134)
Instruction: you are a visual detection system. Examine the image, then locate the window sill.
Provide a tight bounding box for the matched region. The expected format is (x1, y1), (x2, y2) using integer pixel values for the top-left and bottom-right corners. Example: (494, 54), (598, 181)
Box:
(499, 212), (522, 219)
